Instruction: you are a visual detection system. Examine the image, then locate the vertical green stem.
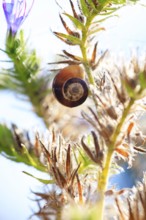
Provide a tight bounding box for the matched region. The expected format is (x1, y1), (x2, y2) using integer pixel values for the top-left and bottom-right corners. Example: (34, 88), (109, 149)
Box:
(96, 147), (113, 220)
(97, 98), (135, 220)
(80, 17), (96, 85)
(98, 147), (113, 192)
(78, 15), (135, 220)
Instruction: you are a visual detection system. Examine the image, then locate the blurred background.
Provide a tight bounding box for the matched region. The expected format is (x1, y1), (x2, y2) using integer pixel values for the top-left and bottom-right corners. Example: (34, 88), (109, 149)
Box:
(0, 0), (146, 219)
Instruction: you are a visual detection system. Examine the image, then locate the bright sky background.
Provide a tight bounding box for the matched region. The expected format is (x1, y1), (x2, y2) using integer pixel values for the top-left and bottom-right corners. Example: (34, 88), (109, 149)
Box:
(0, 0), (146, 219)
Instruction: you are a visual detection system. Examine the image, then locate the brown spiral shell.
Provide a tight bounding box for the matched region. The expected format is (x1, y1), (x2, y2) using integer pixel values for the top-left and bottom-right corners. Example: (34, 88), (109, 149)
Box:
(52, 65), (88, 107)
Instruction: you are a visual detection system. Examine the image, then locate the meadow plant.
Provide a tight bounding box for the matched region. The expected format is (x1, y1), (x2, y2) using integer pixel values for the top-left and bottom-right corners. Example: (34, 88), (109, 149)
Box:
(0, 0), (146, 220)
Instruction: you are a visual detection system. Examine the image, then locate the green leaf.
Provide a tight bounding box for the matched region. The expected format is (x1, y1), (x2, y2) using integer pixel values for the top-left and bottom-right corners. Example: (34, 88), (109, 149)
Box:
(80, 0), (90, 16)
(87, 0), (98, 12)
(6, 30), (40, 81)
(0, 30), (52, 126)
(111, 0), (126, 4)
(139, 71), (146, 89)
(88, 27), (105, 36)
(0, 124), (16, 156)
(93, 14), (118, 23)
(64, 13), (85, 30)
(0, 124), (47, 172)
(123, 81), (136, 98)
(54, 32), (81, 45)
(23, 171), (54, 184)
(77, 145), (98, 174)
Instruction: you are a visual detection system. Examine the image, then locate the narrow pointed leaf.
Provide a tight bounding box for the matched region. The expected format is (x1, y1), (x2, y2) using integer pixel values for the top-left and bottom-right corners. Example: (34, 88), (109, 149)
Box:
(81, 137), (96, 162)
(89, 27), (105, 36)
(92, 49), (108, 70)
(76, 174), (83, 203)
(64, 13), (85, 30)
(66, 145), (71, 179)
(91, 42), (98, 65)
(59, 15), (76, 36)
(115, 148), (129, 158)
(93, 14), (118, 23)
(87, 0), (98, 13)
(70, 163), (81, 185)
(63, 50), (83, 61)
(54, 32), (81, 45)
(139, 71), (146, 89)
(80, 0), (90, 16)
(56, 167), (67, 188)
(69, 0), (78, 18)
(23, 171), (54, 184)
(91, 131), (100, 158)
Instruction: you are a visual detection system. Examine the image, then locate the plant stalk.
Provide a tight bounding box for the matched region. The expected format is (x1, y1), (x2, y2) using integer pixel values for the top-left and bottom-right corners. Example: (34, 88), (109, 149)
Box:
(97, 98), (135, 220)
(80, 17), (96, 85)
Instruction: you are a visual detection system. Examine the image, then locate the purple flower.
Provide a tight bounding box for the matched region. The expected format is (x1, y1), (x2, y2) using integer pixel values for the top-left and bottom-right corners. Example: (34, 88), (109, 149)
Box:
(2, 0), (34, 35)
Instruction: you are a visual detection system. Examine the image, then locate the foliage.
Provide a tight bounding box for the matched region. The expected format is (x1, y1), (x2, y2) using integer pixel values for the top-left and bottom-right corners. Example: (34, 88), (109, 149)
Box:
(0, 124), (46, 172)
(1, 0), (146, 220)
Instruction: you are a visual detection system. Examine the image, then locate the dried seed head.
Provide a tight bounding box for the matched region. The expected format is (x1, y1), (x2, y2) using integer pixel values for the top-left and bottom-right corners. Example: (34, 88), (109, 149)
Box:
(39, 132), (82, 199)
(121, 53), (146, 97)
(114, 173), (146, 220)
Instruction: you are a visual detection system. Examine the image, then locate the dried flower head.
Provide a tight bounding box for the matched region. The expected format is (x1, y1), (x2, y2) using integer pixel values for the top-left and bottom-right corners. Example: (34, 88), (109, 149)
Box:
(39, 132), (83, 201)
(114, 173), (146, 220)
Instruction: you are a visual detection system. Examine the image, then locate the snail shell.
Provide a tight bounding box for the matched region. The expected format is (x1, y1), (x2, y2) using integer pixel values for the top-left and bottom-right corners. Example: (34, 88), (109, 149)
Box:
(52, 65), (88, 107)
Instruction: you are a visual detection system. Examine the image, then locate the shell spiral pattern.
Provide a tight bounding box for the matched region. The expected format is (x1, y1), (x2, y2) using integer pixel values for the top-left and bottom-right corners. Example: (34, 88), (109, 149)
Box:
(52, 65), (88, 107)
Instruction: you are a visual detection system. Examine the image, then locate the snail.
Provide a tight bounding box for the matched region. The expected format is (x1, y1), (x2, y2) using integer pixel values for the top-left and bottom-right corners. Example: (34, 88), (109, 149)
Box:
(52, 65), (88, 107)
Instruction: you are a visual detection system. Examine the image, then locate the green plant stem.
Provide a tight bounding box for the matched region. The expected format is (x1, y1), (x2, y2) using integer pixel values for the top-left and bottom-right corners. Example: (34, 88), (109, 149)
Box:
(6, 33), (49, 128)
(97, 98), (135, 220)
(96, 147), (113, 220)
(80, 17), (96, 85)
